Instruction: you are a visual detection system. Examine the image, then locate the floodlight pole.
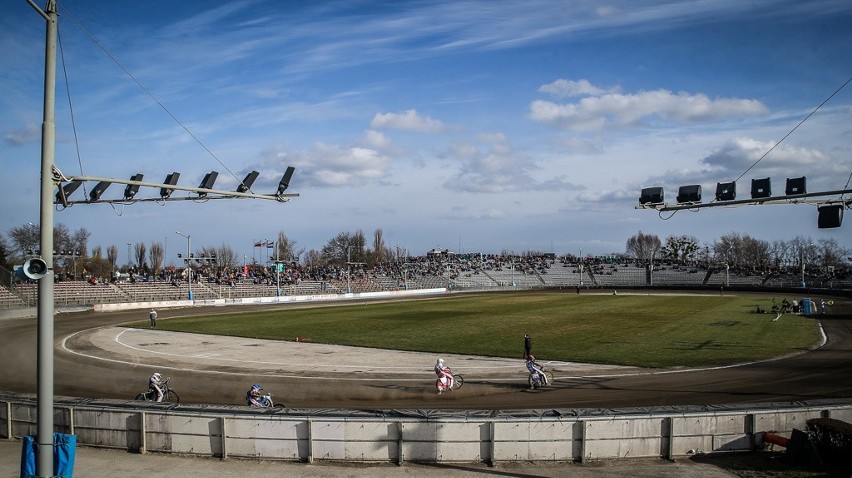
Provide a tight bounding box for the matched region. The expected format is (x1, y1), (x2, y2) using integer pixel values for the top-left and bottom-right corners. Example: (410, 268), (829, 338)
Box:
(28, 0), (57, 476)
(176, 232), (193, 300)
(800, 243), (813, 288)
(578, 249), (583, 287)
(275, 240), (281, 297)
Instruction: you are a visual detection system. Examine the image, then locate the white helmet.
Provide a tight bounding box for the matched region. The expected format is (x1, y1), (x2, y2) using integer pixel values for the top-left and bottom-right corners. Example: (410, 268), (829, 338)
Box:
(437, 358), (444, 365)
(151, 373), (161, 382)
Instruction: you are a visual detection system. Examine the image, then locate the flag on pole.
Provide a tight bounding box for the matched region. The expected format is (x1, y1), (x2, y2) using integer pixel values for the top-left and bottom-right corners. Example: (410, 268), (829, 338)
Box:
(267, 241), (274, 248)
(254, 241), (263, 247)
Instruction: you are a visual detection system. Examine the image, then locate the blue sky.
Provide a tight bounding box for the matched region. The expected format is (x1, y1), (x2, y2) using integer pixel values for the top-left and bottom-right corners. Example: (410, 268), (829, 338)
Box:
(2, 0), (851, 264)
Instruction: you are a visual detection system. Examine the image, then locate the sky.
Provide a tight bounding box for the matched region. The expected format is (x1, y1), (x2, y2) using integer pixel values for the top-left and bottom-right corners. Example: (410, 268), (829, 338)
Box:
(1, 0), (851, 265)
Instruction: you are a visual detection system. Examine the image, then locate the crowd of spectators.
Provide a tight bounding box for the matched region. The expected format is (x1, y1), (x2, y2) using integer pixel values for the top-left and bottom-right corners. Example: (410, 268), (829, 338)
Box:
(17, 251), (852, 292)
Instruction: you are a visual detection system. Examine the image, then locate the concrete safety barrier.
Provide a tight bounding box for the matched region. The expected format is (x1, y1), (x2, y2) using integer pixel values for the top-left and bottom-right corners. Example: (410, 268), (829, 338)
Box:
(3, 397), (851, 463)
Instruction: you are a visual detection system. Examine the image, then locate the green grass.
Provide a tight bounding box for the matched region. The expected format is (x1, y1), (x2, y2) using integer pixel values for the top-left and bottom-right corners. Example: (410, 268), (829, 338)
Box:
(133, 292), (821, 368)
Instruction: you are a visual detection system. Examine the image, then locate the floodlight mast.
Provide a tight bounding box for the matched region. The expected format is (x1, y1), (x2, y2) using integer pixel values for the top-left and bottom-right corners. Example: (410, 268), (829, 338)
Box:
(26, 1), (297, 475)
(28, 0), (57, 476)
(175, 232), (192, 300)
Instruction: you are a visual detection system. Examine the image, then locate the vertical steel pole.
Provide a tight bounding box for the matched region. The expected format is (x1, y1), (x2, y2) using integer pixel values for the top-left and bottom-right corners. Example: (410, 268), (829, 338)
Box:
(32, 0), (58, 475)
(188, 235), (192, 300)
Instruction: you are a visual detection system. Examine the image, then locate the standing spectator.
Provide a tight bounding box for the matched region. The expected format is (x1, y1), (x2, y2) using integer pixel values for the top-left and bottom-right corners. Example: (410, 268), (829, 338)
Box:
(149, 309), (158, 328)
(524, 334), (532, 359)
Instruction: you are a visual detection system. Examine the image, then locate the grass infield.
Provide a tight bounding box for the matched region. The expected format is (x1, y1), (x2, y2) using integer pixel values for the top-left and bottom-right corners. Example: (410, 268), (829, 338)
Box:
(137, 292), (821, 368)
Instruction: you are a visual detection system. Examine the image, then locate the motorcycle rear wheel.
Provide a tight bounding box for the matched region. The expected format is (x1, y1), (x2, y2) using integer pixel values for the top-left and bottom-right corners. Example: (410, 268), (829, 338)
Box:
(452, 374), (464, 390)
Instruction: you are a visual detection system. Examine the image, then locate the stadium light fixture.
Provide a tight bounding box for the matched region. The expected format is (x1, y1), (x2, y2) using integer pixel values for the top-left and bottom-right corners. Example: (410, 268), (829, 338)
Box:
(676, 185), (701, 204)
(197, 171), (218, 197)
(278, 166), (295, 196)
(715, 181), (736, 201)
(639, 187), (663, 205)
(785, 176), (806, 196)
(123, 173), (144, 200)
(818, 204), (844, 228)
(160, 172), (180, 198)
(56, 180), (82, 206)
(751, 178), (771, 199)
(89, 181), (111, 201)
(237, 170), (259, 193)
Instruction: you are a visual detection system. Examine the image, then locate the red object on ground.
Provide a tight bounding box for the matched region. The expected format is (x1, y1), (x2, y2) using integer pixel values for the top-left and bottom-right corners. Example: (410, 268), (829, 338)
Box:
(762, 432), (790, 447)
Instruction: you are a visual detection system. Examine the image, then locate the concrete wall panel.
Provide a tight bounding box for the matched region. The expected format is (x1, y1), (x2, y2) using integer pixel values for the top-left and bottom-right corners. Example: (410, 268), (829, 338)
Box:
(713, 434), (751, 451)
(2, 398), (850, 464)
(585, 417), (663, 439)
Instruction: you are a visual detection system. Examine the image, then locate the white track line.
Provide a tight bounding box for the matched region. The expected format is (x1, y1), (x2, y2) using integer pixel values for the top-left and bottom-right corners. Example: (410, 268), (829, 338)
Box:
(60, 319), (828, 384)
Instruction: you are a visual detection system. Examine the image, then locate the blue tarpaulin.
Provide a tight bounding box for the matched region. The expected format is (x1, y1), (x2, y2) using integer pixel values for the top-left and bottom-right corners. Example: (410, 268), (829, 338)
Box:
(20, 433), (76, 478)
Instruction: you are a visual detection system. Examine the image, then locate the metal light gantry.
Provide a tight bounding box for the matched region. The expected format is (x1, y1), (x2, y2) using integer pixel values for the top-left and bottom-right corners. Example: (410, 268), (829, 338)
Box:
(635, 176), (851, 228)
(54, 166), (298, 207)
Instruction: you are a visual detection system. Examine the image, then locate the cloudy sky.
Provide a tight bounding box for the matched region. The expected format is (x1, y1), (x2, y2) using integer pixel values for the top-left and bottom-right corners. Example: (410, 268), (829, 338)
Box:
(2, 0), (851, 264)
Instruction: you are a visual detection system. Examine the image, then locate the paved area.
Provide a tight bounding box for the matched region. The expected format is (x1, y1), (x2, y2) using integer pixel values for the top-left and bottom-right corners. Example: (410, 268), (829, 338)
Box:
(0, 438), (744, 478)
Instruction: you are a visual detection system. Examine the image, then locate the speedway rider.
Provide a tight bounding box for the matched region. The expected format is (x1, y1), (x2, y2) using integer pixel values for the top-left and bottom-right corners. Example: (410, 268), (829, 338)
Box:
(246, 384), (265, 407)
(149, 372), (165, 402)
(434, 358), (454, 393)
(526, 354), (544, 388)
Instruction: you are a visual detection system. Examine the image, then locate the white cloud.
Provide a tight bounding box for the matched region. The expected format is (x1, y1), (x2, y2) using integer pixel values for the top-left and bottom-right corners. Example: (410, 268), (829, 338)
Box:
(260, 141), (391, 188)
(363, 129), (392, 150)
(701, 137), (830, 174)
(4, 124), (40, 146)
(441, 134), (578, 193)
(538, 79), (619, 98)
(371, 109), (445, 133)
(531, 80), (769, 131)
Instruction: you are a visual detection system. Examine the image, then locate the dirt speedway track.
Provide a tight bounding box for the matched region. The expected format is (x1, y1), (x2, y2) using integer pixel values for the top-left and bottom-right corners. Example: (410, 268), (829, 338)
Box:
(2, 296), (852, 411)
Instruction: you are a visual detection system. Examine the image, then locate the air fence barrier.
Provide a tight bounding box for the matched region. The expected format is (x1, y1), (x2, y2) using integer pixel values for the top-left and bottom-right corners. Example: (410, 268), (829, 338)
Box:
(2, 396), (851, 464)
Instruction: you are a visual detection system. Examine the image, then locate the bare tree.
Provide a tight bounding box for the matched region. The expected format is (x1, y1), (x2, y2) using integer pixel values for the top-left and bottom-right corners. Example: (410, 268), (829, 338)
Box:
(216, 244), (238, 270)
(626, 231), (661, 286)
(107, 245), (118, 274)
(70, 227), (90, 258)
(352, 229), (367, 262)
(321, 231), (366, 265)
(304, 249), (322, 267)
(814, 238), (848, 270)
(275, 231), (303, 264)
(150, 242), (164, 276)
(625, 231), (661, 265)
(0, 234), (9, 271)
(8, 223), (41, 258)
(134, 242), (147, 270)
(372, 228), (386, 265)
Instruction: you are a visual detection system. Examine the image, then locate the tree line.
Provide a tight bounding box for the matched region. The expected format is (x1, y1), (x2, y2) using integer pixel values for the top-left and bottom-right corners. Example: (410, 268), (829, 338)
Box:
(625, 231), (849, 273)
(1, 222), (849, 281)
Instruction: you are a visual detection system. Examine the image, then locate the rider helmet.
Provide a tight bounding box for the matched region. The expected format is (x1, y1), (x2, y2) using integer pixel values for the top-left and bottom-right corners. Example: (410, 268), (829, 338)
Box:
(151, 372), (162, 382)
(527, 354), (535, 361)
(251, 384), (263, 391)
(437, 358), (444, 365)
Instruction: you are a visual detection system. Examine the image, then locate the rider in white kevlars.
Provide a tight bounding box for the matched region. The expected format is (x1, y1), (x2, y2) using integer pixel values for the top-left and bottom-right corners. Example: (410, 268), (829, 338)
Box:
(525, 354), (544, 388)
(246, 384), (265, 407)
(149, 372), (165, 402)
(435, 358), (454, 393)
